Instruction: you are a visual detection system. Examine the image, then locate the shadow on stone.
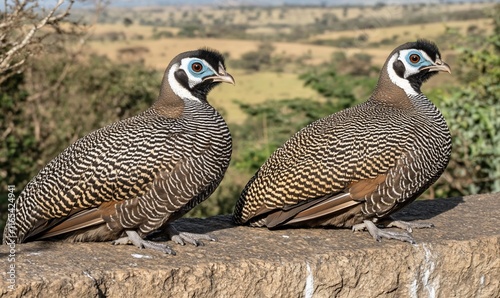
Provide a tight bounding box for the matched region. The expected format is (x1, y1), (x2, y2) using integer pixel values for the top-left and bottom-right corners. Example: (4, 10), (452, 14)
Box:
(394, 196), (464, 221)
(146, 214), (236, 241)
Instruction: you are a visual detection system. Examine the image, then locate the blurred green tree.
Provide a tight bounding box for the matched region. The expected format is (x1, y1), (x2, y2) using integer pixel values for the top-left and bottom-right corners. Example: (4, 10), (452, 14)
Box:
(234, 42), (275, 72)
(0, 73), (39, 197)
(434, 5), (500, 197)
(300, 51), (378, 110)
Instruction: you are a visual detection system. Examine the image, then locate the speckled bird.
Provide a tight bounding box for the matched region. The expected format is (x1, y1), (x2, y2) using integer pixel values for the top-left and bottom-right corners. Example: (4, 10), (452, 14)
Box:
(233, 40), (451, 243)
(3, 49), (234, 254)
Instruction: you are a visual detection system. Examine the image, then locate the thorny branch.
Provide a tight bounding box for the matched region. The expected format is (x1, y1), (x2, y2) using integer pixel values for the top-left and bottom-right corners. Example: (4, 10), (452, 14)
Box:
(24, 0), (107, 144)
(0, 0), (74, 83)
(26, 0), (108, 104)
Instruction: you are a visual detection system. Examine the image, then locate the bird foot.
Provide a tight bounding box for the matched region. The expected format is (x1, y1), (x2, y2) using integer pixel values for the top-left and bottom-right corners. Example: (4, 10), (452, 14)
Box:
(165, 225), (217, 246)
(112, 236), (132, 245)
(112, 230), (176, 255)
(383, 220), (434, 233)
(352, 220), (416, 244)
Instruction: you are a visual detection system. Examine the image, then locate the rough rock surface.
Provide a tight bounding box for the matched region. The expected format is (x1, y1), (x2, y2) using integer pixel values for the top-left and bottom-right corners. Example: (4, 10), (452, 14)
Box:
(1, 193), (499, 298)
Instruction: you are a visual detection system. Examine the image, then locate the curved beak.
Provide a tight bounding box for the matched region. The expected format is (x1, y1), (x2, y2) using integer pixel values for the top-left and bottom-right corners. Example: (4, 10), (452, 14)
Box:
(206, 72), (235, 85)
(421, 58), (451, 74)
(203, 63), (235, 85)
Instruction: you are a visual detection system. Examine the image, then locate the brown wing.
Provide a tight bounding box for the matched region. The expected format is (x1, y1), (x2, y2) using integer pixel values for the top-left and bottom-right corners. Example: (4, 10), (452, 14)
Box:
(28, 200), (120, 240)
(259, 174), (387, 228)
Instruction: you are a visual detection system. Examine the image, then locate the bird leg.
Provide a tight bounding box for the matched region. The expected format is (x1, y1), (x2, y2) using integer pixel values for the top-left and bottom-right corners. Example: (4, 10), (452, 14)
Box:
(164, 224), (217, 246)
(112, 230), (176, 255)
(352, 220), (416, 244)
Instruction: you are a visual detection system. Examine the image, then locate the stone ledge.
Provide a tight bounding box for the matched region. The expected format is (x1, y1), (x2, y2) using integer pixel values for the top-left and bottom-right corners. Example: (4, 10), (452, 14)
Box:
(1, 193), (499, 297)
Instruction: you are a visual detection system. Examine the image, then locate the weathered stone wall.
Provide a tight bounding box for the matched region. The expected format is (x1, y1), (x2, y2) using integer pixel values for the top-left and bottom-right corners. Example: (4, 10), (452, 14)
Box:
(1, 193), (499, 297)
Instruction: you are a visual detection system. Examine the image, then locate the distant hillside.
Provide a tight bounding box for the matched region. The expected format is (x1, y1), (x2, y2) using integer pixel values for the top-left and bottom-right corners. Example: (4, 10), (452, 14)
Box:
(76, 0), (495, 8)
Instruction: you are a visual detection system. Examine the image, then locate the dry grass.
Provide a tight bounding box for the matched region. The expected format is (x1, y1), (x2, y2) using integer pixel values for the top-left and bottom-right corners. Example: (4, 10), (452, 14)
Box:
(210, 70), (322, 124)
(89, 38), (255, 69)
(88, 37), (343, 69)
(312, 19), (494, 43)
(88, 15), (493, 68)
(94, 3), (494, 28)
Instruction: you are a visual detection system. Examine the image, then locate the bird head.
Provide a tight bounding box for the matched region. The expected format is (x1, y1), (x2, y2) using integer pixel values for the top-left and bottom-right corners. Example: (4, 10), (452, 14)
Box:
(163, 48), (235, 102)
(384, 39), (451, 96)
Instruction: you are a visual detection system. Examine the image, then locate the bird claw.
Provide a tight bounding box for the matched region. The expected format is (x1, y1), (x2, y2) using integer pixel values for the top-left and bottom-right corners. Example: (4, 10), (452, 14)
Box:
(385, 220), (434, 233)
(374, 229), (416, 244)
(138, 240), (176, 255)
(112, 230), (176, 255)
(352, 223), (367, 232)
(353, 220), (417, 244)
(165, 225), (217, 247)
(171, 234), (204, 246)
(112, 236), (132, 245)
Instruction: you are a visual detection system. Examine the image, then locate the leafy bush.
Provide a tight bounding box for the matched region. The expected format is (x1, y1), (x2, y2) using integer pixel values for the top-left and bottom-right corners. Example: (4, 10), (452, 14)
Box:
(300, 52), (378, 109)
(435, 7), (500, 196)
(312, 36), (364, 48)
(0, 73), (39, 236)
(152, 30), (174, 39)
(233, 42), (275, 72)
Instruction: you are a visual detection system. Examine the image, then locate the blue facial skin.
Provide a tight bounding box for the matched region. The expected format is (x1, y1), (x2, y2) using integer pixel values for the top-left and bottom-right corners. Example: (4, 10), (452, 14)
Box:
(188, 59), (215, 77)
(405, 50), (433, 68)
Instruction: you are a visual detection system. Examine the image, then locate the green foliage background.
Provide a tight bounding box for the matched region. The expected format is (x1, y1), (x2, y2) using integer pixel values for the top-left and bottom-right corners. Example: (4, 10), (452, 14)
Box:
(437, 11), (500, 196)
(1, 5), (499, 241)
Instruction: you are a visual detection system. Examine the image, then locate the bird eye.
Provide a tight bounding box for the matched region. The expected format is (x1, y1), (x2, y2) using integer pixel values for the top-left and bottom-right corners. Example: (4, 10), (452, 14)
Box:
(191, 62), (203, 72)
(409, 54), (421, 63)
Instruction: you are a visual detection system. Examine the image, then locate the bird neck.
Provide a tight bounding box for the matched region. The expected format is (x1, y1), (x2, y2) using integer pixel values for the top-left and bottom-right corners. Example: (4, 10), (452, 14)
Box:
(152, 80), (185, 119)
(369, 67), (416, 110)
